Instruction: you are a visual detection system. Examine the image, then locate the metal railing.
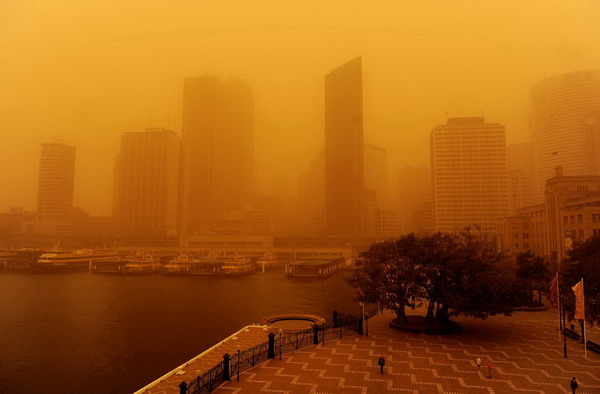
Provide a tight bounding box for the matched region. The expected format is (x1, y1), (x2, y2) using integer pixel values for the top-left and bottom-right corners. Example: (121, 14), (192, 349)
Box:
(184, 313), (363, 394)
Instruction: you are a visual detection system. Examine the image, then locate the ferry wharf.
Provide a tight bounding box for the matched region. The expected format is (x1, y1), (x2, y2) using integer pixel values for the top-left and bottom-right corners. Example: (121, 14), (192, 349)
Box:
(217, 310), (600, 393)
(137, 307), (600, 393)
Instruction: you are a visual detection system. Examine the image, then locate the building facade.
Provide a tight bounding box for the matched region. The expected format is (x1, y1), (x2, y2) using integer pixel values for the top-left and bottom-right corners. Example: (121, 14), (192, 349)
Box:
(507, 142), (535, 214)
(36, 142), (76, 236)
(179, 75), (254, 235)
(397, 167), (432, 234)
(531, 70), (600, 201)
(325, 57), (365, 237)
(430, 117), (509, 232)
(496, 169), (600, 269)
(113, 128), (179, 238)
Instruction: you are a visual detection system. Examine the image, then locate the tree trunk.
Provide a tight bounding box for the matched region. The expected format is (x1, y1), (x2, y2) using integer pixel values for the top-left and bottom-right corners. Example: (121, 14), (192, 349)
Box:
(396, 304), (409, 324)
(426, 300), (435, 323)
(434, 305), (450, 325)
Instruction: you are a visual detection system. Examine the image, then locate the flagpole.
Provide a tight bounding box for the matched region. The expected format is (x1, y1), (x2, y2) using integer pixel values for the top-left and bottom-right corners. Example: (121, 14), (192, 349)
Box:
(583, 277), (587, 359)
(562, 293), (568, 358)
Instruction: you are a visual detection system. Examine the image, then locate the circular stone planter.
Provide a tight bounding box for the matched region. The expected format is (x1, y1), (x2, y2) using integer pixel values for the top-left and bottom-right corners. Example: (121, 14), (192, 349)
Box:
(389, 316), (462, 335)
(511, 305), (549, 312)
(263, 314), (326, 332)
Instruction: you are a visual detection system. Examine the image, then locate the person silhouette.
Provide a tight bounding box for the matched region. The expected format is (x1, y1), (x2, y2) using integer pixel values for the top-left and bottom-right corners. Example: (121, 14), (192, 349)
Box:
(570, 377), (578, 393)
(486, 360), (493, 378)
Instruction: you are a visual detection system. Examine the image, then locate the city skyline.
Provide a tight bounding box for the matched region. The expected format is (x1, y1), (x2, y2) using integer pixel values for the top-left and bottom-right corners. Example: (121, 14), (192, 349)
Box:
(3, 1), (600, 216)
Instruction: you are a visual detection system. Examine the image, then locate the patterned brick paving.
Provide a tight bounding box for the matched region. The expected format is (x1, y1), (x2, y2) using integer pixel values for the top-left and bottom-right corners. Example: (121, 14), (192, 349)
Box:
(216, 310), (600, 393)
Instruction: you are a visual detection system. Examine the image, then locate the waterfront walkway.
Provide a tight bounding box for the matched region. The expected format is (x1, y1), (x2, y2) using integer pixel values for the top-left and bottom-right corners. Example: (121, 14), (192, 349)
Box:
(216, 309), (600, 393)
(139, 325), (275, 394)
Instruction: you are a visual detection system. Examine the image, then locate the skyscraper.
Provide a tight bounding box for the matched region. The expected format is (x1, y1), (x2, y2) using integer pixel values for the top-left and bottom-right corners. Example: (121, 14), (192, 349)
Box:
(113, 128), (179, 238)
(179, 76), (254, 235)
(36, 142), (76, 235)
(507, 142), (535, 214)
(325, 57), (364, 237)
(531, 70), (600, 200)
(397, 167), (432, 233)
(430, 117), (509, 232)
(364, 143), (389, 210)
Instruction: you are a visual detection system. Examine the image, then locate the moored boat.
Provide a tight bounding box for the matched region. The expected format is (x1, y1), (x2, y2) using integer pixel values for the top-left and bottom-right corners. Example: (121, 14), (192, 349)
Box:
(163, 253), (197, 276)
(123, 253), (163, 275)
(221, 254), (255, 276)
(33, 249), (118, 273)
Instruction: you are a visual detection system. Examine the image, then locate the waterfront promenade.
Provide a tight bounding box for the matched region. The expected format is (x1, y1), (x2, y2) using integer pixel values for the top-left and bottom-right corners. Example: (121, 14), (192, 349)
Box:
(216, 309), (600, 393)
(137, 325), (276, 394)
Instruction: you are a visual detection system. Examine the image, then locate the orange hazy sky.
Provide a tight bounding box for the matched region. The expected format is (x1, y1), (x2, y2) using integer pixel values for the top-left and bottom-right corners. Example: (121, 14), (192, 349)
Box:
(1, 0), (599, 215)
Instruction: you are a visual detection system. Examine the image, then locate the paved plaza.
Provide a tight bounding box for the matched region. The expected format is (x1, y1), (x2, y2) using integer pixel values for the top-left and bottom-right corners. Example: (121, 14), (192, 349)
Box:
(217, 309), (600, 393)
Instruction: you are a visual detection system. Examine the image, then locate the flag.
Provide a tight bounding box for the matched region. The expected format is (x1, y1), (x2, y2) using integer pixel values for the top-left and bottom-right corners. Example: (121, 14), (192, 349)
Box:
(549, 273), (559, 308)
(571, 279), (585, 320)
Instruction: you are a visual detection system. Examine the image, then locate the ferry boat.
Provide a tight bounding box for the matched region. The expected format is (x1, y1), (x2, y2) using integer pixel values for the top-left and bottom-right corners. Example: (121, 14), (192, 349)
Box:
(34, 249), (118, 273)
(221, 254), (255, 276)
(123, 253), (163, 275)
(163, 253), (198, 276)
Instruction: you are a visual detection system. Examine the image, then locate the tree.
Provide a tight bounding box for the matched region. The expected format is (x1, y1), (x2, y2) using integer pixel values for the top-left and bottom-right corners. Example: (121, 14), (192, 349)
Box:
(346, 235), (425, 324)
(516, 251), (551, 305)
(347, 230), (522, 328)
(561, 236), (600, 325)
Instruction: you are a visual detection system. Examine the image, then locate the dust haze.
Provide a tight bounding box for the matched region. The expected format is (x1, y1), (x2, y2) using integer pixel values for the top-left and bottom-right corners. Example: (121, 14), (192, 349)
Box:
(1, 0), (599, 216)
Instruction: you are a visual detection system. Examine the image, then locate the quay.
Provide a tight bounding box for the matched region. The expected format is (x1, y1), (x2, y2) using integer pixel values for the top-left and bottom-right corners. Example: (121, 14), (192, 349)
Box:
(285, 256), (345, 278)
(217, 309), (600, 393)
(139, 306), (600, 393)
(134, 325), (277, 394)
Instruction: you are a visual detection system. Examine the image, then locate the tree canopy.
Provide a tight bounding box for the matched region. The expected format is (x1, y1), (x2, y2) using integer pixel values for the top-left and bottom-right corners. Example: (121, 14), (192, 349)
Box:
(347, 230), (522, 326)
(561, 235), (600, 325)
(516, 251), (551, 305)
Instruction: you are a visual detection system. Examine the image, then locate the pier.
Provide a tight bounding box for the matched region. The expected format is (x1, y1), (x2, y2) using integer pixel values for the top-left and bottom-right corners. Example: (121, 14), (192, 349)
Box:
(285, 257), (345, 278)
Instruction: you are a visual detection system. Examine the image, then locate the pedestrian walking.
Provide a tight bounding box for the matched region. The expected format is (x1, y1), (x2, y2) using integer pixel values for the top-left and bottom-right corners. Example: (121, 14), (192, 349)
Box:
(377, 357), (386, 374)
(486, 360), (493, 378)
(476, 357), (481, 368)
(570, 377), (578, 393)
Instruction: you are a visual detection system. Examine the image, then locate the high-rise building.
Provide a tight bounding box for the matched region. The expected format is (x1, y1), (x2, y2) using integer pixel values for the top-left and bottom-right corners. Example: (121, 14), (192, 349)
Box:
(325, 57), (364, 237)
(507, 143), (535, 214)
(36, 142), (76, 235)
(531, 70), (600, 200)
(430, 117), (509, 232)
(298, 150), (325, 234)
(364, 143), (389, 210)
(179, 76), (254, 235)
(397, 167), (432, 233)
(113, 128), (179, 238)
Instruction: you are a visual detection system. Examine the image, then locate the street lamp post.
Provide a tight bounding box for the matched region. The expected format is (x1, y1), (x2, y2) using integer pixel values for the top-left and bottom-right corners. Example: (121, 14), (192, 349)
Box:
(237, 345), (241, 382)
(279, 329), (283, 360)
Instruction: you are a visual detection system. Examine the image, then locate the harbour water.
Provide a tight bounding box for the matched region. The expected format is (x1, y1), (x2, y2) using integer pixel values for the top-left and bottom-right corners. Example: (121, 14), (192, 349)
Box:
(0, 270), (357, 393)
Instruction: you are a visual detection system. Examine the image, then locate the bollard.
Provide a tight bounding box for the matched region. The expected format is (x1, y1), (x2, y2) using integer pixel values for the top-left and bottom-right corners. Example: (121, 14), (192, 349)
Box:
(178, 381), (188, 394)
(223, 353), (231, 381)
(358, 317), (364, 335)
(332, 310), (338, 328)
(313, 324), (319, 345)
(268, 332), (276, 359)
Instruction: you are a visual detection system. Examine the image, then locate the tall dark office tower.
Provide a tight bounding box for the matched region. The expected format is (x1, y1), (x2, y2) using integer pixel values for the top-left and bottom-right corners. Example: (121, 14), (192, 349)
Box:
(532, 70), (600, 201)
(179, 76), (254, 235)
(325, 57), (365, 237)
(113, 128), (180, 238)
(36, 142), (76, 235)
